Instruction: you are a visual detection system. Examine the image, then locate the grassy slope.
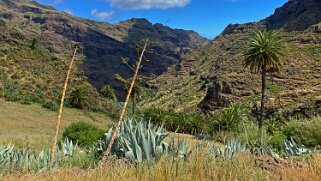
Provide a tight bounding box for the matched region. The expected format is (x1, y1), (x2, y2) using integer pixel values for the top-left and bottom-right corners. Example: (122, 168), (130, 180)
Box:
(0, 99), (114, 150)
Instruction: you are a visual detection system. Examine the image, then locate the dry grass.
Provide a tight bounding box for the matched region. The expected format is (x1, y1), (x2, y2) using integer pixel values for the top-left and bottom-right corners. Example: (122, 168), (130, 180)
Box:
(0, 99), (113, 151)
(3, 151), (321, 181)
(275, 154), (321, 181)
(1, 100), (321, 181)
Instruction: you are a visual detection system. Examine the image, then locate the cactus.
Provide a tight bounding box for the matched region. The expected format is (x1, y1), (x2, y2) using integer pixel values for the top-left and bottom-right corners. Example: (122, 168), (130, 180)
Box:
(95, 118), (189, 162)
(283, 138), (312, 156)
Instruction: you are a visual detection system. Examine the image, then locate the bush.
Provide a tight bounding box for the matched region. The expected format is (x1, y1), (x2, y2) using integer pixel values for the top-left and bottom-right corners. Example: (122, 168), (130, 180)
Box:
(282, 117), (321, 148)
(68, 87), (89, 109)
(100, 85), (117, 101)
(42, 100), (58, 111)
(213, 104), (245, 133)
(3, 81), (22, 102)
(60, 150), (98, 169)
(0, 68), (8, 80)
(268, 133), (286, 151)
(62, 121), (105, 147)
(139, 107), (212, 134)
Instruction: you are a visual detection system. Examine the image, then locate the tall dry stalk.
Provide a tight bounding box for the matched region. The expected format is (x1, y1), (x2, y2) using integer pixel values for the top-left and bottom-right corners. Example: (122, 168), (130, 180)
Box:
(50, 45), (78, 160)
(101, 40), (148, 162)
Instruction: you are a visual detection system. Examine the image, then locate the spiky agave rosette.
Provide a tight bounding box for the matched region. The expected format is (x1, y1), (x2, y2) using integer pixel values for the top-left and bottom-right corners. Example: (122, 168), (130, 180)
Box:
(0, 138), (77, 174)
(95, 118), (190, 162)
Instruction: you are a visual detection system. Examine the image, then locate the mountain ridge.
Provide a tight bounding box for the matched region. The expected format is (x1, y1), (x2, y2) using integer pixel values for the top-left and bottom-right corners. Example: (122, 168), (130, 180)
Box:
(0, 0), (208, 98)
(140, 0), (321, 118)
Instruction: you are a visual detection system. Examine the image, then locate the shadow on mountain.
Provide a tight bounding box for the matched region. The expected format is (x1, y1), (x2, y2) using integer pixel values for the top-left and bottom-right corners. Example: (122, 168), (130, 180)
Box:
(122, 18), (199, 77)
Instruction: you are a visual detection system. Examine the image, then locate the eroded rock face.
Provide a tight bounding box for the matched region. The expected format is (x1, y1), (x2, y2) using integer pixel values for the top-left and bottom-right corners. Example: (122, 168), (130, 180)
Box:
(265, 0), (321, 31)
(199, 76), (236, 112)
(0, 0), (208, 99)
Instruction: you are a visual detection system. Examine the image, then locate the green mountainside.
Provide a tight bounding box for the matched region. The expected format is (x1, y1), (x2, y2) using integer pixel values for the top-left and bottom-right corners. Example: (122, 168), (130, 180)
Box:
(141, 0), (321, 119)
(0, 0), (208, 99)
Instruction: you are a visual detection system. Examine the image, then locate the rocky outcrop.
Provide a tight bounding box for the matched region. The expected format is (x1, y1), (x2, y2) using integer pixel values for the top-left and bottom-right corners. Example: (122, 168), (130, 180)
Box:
(264, 0), (321, 31)
(199, 76), (238, 112)
(255, 155), (304, 171)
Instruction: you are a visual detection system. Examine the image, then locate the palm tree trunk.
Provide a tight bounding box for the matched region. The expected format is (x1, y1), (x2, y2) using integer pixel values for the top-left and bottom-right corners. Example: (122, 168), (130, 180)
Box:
(259, 64), (267, 146)
(50, 46), (78, 160)
(100, 40), (148, 163)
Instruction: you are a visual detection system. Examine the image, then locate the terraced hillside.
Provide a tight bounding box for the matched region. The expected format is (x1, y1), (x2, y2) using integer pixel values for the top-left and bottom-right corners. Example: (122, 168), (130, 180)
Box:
(0, 0), (208, 98)
(140, 0), (321, 118)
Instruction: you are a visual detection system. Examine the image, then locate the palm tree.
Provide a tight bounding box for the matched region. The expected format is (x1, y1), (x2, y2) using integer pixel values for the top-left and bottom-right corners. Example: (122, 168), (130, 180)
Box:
(100, 85), (117, 100)
(243, 30), (286, 145)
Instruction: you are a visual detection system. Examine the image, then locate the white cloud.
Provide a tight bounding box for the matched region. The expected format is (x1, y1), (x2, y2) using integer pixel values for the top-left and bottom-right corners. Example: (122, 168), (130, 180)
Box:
(105, 0), (191, 10)
(91, 9), (116, 21)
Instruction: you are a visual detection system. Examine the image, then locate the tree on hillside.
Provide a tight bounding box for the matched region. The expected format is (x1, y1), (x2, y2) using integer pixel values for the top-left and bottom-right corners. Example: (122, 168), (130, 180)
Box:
(243, 30), (286, 146)
(69, 86), (89, 109)
(100, 85), (117, 101)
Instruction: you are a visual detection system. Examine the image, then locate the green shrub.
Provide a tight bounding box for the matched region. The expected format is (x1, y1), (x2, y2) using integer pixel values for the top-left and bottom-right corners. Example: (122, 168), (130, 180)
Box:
(19, 99), (32, 105)
(62, 121), (105, 147)
(213, 104), (245, 133)
(100, 85), (117, 101)
(30, 38), (38, 50)
(42, 100), (58, 111)
(139, 107), (212, 134)
(282, 117), (321, 148)
(268, 133), (286, 151)
(68, 87), (89, 109)
(0, 68), (8, 80)
(60, 150), (98, 169)
(3, 81), (22, 102)
(265, 118), (282, 135)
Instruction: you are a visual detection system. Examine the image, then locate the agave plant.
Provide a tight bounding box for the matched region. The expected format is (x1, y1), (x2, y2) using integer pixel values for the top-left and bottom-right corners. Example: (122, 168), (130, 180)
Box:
(211, 139), (248, 160)
(0, 139), (77, 173)
(95, 118), (189, 162)
(250, 145), (279, 158)
(60, 138), (76, 157)
(169, 138), (191, 160)
(283, 138), (312, 156)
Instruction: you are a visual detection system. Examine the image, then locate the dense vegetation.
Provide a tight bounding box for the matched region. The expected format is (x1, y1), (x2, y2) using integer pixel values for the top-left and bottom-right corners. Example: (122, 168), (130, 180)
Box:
(0, 0), (321, 180)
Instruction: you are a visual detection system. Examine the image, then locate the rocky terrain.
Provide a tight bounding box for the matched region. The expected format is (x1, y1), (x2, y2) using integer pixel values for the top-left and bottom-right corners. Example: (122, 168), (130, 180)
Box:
(0, 0), (208, 98)
(141, 0), (321, 119)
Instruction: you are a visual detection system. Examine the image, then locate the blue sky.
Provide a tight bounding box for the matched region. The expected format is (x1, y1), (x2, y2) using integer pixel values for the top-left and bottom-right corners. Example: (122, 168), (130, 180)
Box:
(36, 0), (288, 39)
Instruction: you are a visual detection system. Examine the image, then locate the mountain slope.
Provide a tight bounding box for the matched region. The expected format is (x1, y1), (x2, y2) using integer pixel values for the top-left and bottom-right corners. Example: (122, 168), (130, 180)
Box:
(141, 0), (321, 118)
(0, 0), (208, 98)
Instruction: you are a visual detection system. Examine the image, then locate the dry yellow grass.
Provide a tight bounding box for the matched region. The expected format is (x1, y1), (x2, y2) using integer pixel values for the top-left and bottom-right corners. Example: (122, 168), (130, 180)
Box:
(3, 152), (321, 181)
(0, 99), (113, 150)
(1, 100), (321, 181)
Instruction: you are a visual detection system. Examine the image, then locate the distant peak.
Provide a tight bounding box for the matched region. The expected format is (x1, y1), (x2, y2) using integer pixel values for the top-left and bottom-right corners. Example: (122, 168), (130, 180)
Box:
(264, 0), (321, 31)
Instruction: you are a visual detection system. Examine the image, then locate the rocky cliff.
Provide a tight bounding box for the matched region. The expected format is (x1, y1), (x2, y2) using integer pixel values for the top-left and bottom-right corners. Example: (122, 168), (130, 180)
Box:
(0, 0), (208, 98)
(140, 0), (321, 118)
